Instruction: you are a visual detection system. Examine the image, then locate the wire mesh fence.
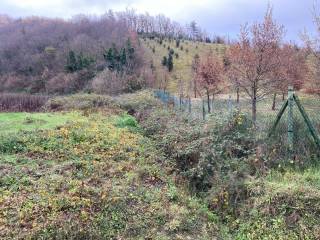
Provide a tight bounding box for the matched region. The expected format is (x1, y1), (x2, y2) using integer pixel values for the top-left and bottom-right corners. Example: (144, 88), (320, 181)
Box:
(154, 89), (280, 130)
(154, 89), (320, 163)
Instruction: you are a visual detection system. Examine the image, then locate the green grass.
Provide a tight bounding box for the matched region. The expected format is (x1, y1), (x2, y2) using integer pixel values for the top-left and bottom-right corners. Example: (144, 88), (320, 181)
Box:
(0, 112), (85, 134)
(265, 168), (320, 192)
(233, 168), (320, 239)
(0, 110), (217, 239)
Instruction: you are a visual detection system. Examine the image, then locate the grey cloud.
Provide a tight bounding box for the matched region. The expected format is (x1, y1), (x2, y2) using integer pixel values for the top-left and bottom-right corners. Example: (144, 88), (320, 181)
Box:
(0, 0), (316, 42)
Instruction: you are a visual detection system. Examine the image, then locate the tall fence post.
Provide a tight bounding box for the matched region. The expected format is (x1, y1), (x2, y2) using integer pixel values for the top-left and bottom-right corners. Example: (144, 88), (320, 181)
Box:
(288, 86), (294, 156)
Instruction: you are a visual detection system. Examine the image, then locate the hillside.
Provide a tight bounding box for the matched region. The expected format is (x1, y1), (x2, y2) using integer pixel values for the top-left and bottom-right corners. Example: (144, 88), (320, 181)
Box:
(142, 38), (227, 93)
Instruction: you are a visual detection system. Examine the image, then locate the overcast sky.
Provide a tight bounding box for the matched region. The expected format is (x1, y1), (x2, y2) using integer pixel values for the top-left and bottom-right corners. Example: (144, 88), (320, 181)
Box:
(0, 0), (317, 42)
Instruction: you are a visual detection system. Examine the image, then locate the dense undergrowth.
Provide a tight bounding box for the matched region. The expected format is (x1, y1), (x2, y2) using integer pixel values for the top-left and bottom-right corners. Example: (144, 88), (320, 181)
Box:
(0, 101), (216, 239)
(0, 90), (319, 239)
(128, 91), (320, 239)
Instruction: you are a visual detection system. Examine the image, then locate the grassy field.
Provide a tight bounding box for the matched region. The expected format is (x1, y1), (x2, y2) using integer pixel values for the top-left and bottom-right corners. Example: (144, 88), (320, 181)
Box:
(0, 103), (217, 239)
(0, 112), (85, 134)
(142, 38), (226, 93)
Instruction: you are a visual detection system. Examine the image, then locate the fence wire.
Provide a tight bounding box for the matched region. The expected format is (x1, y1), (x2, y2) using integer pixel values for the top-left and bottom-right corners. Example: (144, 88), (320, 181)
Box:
(154, 89), (320, 164)
(154, 89), (280, 127)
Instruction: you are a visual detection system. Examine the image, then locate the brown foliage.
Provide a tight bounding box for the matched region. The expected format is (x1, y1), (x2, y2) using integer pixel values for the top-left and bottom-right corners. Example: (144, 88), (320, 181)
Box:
(196, 52), (225, 112)
(0, 93), (48, 112)
(227, 6), (285, 122)
(275, 44), (308, 93)
(301, 2), (320, 95)
(197, 52), (224, 96)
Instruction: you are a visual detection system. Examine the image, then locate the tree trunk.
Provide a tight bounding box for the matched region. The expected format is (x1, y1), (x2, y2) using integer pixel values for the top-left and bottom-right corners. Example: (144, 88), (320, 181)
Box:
(272, 93), (277, 111)
(194, 80), (197, 98)
(236, 87), (240, 104)
(207, 89), (211, 113)
(252, 84), (257, 125)
(212, 94), (215, 112)
(282, 92), (285, 101)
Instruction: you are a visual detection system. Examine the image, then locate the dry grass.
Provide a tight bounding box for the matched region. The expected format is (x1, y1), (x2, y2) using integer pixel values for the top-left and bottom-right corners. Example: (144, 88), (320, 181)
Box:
(142, 38), (227, 93)
(0, 93), (48, 112)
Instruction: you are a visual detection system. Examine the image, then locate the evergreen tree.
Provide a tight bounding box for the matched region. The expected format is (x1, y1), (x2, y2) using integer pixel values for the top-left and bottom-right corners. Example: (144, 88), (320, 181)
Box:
(65, 50), (77, 72)
(162, 56), (167, 66)
(104, 48), (115, 70)
(111, 43), (122, 72)
(167, 54), (173, 72)
(126, 38), (135, 60)
(65, 51), (94, 73)
(120, 48), (127, 66)
(104, 40), (135, 73)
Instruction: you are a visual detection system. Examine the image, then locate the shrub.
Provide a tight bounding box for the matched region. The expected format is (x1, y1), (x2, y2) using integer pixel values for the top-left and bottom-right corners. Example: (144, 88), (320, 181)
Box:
(44, 94), (117, 111)
(115, 90), (160, 113)
(92, 70), (145, 95)
(115, 113), (139, 131)
(167, 54), (174, 72)
(0, 74), (33, 92)
(46, 70), (94, 94)
(140, 108), (256, 193)
(161, 56), (168, 66)
(176, 39), (180, 48)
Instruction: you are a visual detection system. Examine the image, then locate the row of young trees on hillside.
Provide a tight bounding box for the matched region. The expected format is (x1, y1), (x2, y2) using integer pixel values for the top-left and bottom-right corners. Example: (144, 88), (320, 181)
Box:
(190, 7), (308, 124)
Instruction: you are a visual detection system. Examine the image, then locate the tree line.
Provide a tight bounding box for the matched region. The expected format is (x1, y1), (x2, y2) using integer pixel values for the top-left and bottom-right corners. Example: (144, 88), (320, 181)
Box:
(170, 6), (316, 125)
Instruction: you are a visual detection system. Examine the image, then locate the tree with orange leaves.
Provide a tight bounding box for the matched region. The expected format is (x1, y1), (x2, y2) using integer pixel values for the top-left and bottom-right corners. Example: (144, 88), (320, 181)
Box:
(270, 44), (308, 110)
(302, 2), (320, 95)
(227, 6), (285, 124)
(197, 52), (224, 113)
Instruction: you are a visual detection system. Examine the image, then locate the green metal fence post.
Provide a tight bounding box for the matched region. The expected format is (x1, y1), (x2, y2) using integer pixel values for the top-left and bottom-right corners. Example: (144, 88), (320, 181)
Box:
(268, 100), (288, 137)
(288, 86), (294, 156)
(293, 94), (320, 150)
